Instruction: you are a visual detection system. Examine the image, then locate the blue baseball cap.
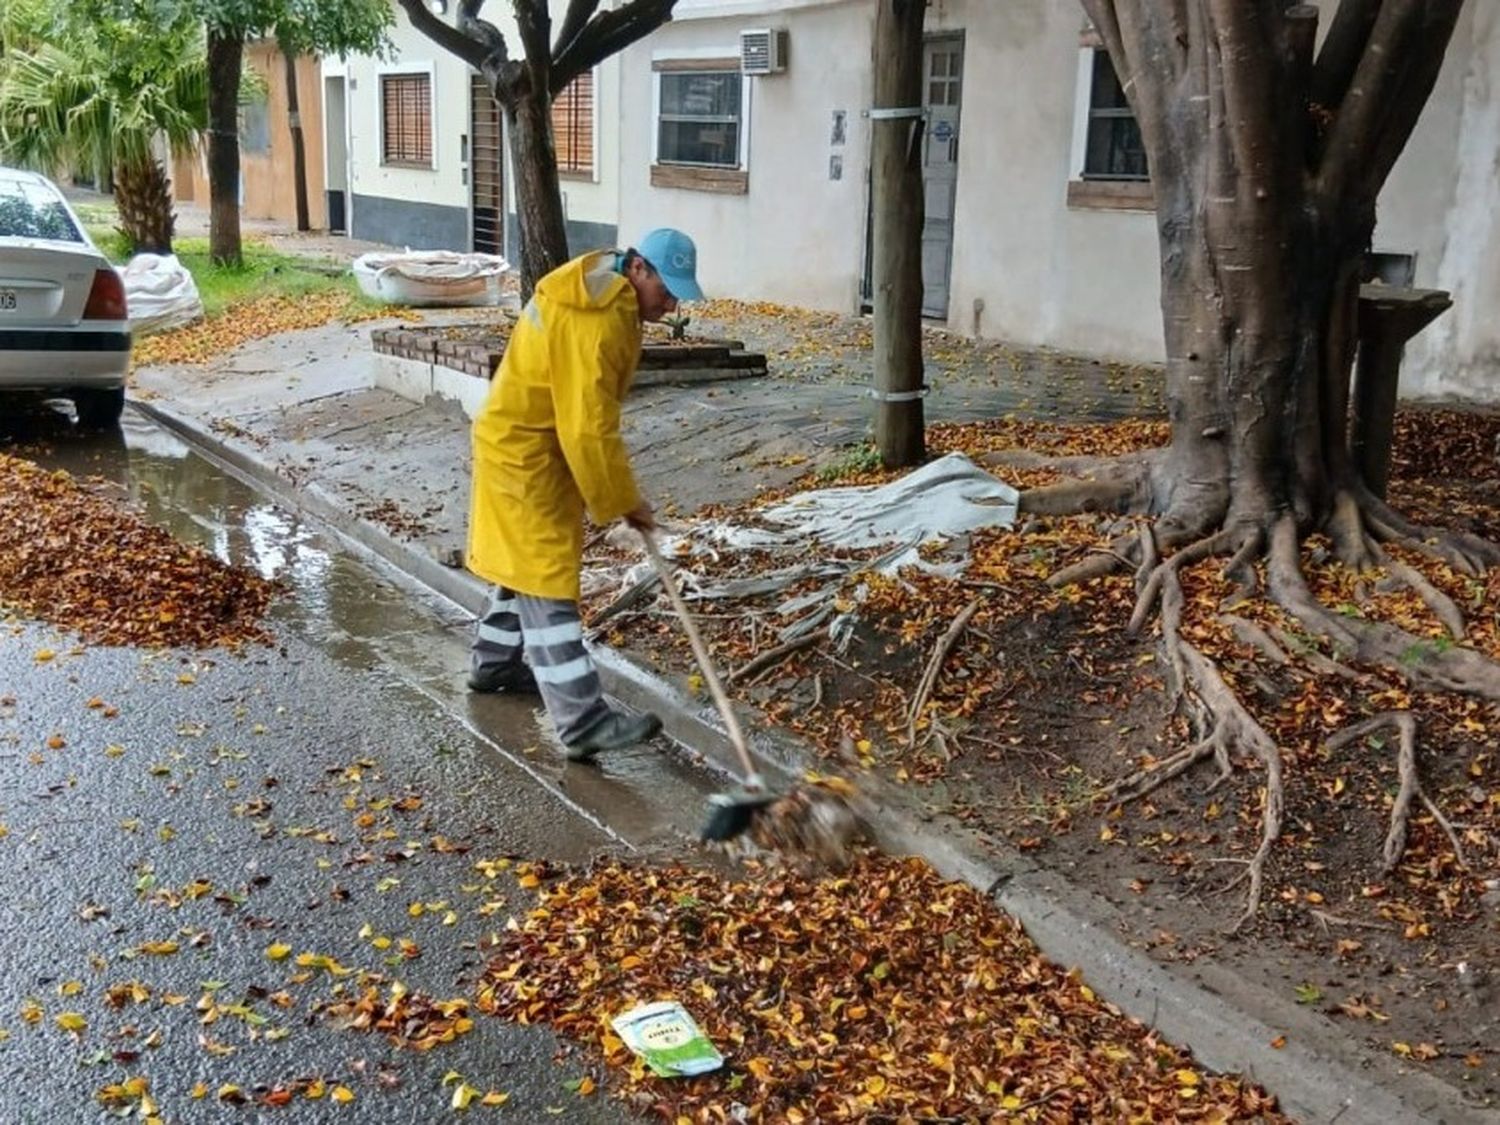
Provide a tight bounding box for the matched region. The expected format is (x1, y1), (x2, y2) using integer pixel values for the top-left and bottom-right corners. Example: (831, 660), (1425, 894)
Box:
(637, 227), (704, 301)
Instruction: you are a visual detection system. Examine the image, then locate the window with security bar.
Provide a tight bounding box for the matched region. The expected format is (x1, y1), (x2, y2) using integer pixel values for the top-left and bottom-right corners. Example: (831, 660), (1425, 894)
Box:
(553, 70), (595, 178)
(382, 72), (433, 168)
(657, 71), (742, 168)
(1083, 49), (1148, 181)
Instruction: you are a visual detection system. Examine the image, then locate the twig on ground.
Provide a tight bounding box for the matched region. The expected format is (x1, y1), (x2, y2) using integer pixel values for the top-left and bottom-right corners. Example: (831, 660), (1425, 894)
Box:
(728, 632), (821, 685)
(906, 597), (984, 749)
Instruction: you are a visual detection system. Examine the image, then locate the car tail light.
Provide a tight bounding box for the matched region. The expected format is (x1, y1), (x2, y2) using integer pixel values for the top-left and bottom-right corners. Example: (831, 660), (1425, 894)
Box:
(82, 268), (127, 321)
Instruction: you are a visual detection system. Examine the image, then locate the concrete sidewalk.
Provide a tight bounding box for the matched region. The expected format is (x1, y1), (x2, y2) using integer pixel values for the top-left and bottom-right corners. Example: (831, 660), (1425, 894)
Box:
(129, 317), (1491, 1125)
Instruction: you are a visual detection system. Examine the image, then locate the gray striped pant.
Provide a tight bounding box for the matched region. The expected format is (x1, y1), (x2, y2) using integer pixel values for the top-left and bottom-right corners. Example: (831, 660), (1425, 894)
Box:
(471, 585), (610, 742)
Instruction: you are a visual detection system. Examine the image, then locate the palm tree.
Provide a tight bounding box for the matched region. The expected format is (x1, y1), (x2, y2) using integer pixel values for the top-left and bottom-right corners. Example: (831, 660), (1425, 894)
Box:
(0, 1), (208, 254)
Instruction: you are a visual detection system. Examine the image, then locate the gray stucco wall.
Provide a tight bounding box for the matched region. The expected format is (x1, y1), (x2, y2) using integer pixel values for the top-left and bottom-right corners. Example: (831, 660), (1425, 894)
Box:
(504, 216), (619, 265)
(351, 194), (468, 251)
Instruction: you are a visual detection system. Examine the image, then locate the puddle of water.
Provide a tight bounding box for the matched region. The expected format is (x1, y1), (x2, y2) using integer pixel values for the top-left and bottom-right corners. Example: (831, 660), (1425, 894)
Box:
(3, 404), (724, 849)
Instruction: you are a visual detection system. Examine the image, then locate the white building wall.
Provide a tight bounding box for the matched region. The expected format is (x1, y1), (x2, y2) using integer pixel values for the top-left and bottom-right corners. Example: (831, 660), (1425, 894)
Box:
(1400, 3), (1500, 401)
(619, 0), (1500, 401)
(617, 0), (874, 310)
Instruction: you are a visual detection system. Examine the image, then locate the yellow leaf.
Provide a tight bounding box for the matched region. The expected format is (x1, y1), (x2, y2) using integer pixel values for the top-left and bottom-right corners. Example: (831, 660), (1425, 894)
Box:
(331, 1085), (355, 1103)
(1001, 1095), (1022, 1110)
(55, 1011), (86, 1034)
(139, 941), (179, 956)
(452, 1083), (479, 1110)
(1176, 1069), (1201, 1086)
(265, 943), (292, 961)
(864, 1075), (887, 1095)
(177, 673), (196, 685)
(481, 1091), (510, 1106)
(57, 981), (83, 997)
(518, 873), (541, 889)
(576, 1075), (596, 1096)
(304, 1079), (326, 1099)
(34, 649), (55, 663)
(190, 1083), (208, 1100)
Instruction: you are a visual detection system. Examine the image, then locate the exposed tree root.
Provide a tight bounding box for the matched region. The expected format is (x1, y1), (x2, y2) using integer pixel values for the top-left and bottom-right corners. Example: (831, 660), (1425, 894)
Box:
(1358, 484), (1500, 577)
(1018, 473), (1146, 517)
(1268, 515), (1500, 701)
(1220, 614), (1290, 666)
(1025, 468), (1500, 933)
(1325, 712), (1470, 873)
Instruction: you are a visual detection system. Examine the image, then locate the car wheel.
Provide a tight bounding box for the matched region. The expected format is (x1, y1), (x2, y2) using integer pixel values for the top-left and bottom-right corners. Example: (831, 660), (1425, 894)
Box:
(73, 386), (126, 430)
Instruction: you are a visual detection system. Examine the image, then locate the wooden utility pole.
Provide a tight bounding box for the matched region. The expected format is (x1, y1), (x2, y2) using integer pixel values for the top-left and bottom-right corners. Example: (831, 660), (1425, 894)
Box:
(870, 0), (926, 468)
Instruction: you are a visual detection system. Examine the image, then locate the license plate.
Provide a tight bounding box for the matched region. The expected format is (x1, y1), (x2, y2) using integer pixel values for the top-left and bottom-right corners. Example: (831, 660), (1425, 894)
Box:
(0, 290), (16, 311)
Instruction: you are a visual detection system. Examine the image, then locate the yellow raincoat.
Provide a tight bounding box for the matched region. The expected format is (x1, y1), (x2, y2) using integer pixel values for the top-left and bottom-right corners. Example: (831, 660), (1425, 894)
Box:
(467, 251), (643, 601)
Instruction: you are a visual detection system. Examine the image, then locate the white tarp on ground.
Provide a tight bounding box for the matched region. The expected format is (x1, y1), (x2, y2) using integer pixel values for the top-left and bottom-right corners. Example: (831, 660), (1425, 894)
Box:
(122, 253), (203, 335)
(352, 250), (510, 307)
(585, 453), (1019, 649)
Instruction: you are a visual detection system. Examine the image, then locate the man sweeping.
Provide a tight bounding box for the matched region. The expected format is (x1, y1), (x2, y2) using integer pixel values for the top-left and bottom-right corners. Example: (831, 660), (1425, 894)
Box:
(465, 229), (704, 759)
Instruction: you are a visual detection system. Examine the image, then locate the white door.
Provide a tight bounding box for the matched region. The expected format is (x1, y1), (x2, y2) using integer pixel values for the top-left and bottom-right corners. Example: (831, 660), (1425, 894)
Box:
(921, 35), (963, 320)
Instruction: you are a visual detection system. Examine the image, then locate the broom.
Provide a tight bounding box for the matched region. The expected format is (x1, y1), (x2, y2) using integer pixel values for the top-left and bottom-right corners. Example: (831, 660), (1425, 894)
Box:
(638, 529), (859, 857)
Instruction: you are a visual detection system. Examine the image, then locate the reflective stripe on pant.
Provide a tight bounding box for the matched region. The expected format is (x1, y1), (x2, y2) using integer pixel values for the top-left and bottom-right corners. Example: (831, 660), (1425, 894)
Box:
(471, 585), (609, 742)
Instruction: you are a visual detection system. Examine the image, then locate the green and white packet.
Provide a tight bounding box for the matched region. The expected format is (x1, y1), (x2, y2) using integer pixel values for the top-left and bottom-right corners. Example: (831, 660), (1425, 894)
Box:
(610, 1001), (724, 1077)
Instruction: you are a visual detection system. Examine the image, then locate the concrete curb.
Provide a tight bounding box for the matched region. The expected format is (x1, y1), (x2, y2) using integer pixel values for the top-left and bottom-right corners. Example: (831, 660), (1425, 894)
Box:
(129, 395), (1493, 1125)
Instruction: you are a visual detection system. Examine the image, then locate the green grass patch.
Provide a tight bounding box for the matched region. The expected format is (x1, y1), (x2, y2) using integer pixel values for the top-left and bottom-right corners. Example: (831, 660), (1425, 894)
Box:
(85, 224), (363, 318)
(171, 238), (355, 318)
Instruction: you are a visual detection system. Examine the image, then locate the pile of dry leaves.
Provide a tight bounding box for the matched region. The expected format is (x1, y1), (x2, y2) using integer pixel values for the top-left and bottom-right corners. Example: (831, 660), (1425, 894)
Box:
(0, 454), (276, 647)
(478, 855), (1286, 1122)
(133, 291), (416, 368)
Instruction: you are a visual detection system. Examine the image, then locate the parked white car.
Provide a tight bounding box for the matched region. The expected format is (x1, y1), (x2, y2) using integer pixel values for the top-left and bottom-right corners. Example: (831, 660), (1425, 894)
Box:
(0, 166), (131, 428)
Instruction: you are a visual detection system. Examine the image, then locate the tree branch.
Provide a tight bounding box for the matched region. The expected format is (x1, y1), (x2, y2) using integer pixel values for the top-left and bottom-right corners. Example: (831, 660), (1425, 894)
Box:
(1310, 0), (1382, 111)
(553, 0), (600, 59)
(551, 0), (677, 97)
(1315, 0), (1464, 201)
(512, 0), (552, 81)
(393, 0), (491, 70)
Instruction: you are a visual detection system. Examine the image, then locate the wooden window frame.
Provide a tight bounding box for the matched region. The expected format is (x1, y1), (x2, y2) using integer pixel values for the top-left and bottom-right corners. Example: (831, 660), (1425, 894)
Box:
(379, 67), (435, 170)
(650, 54), (749, 194)
(1067, 34), (1153, 212)
(553, 68), (597, 182)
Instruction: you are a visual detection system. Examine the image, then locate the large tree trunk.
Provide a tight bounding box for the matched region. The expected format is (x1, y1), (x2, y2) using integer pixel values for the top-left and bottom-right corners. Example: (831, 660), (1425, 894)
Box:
(207, 28), (245, 267)
(503, 88), (570, 302)
(870, 0), (927, 469)
(284, 49), (311, 233)
(1084, 1), (1462, 547)
(113, 158), (176, 255)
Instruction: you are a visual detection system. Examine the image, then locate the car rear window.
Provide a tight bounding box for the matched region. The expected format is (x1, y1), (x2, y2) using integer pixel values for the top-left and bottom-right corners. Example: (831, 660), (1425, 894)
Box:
(0, 177), (85, 242)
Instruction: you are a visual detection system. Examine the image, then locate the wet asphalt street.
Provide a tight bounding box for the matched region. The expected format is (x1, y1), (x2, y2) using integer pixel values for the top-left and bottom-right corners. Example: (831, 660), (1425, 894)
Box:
(0, 405), (723, 1122)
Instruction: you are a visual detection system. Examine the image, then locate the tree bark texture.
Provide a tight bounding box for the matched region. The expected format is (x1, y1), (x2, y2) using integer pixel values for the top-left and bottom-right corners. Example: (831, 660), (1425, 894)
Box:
(870, 0), (927, 469)
(113, 158), (175, 255)
(284, 49), (311, 233)
(505, 90), (570, 301)
(207, 28), (245, 267)
(1080, 0), (1465, 538)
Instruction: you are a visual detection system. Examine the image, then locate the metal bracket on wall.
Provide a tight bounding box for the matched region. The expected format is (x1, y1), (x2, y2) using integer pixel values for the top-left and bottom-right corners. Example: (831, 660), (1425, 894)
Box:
(866, 107), (928, 163)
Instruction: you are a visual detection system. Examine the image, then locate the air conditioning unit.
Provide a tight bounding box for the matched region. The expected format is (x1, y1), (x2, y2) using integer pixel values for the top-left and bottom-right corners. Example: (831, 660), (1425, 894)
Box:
(740, 28), (789, 75)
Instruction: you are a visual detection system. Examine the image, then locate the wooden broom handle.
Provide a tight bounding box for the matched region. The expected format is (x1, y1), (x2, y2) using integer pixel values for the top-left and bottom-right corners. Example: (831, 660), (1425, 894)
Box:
(638, 529), (763, 790)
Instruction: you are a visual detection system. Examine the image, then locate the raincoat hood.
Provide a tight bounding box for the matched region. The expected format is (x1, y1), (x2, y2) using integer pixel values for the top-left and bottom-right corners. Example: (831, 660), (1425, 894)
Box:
(534, 250), (637, 314)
